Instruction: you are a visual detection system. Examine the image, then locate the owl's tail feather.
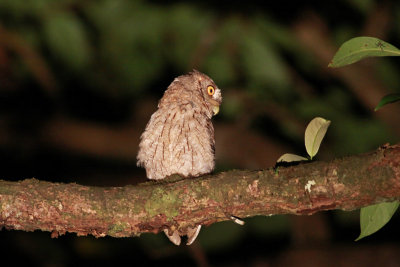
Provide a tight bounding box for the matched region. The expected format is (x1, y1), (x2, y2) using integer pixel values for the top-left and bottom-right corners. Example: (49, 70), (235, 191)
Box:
(163, 229), (181, 246)
(186, 225), (201, 245)
(163, 225), (202, 246)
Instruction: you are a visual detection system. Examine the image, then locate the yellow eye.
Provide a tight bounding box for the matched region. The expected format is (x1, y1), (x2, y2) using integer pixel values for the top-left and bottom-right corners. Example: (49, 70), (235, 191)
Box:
(207, 85), (215, 96)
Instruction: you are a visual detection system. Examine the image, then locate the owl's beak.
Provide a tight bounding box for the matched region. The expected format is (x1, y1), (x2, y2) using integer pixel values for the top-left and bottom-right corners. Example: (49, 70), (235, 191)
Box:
(208, 99), (220, 116)
(212, 105), (219, 115)
(208, 98), (220, 116)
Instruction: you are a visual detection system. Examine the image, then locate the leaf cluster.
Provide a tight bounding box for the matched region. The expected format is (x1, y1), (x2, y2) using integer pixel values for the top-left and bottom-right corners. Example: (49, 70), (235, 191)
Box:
(330, 36), (400, 241)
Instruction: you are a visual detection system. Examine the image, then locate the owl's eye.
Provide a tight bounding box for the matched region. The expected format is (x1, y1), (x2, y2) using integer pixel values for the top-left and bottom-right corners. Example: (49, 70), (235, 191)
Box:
(207, 85), (215, 96)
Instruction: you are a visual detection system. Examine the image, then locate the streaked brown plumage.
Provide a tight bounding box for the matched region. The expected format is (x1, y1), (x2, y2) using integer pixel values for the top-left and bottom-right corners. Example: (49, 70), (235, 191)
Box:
(137, 70), (222, 245)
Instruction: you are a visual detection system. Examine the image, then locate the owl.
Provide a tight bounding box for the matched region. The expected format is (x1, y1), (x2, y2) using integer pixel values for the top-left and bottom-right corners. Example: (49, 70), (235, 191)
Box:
(137, 70), (222, 245)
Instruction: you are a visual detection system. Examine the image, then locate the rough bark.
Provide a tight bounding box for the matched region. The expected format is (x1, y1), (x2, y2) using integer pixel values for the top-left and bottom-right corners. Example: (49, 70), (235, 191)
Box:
(1, 144), (400, 239)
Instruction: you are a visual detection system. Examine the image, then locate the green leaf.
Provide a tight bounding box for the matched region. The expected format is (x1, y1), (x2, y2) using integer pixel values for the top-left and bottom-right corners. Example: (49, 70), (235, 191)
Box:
(374, 93), (400, 111)
(305, 117), (331, 159)
(43, 13), (91, 71)
(356, 201), (399, 241)
(329, 37), (400, 68)
(241, 31), (290, 94)
(277, 153), (308, 163)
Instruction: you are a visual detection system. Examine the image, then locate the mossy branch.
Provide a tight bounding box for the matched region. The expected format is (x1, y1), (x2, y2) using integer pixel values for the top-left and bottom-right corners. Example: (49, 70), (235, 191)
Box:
(1, 144), (400, 238)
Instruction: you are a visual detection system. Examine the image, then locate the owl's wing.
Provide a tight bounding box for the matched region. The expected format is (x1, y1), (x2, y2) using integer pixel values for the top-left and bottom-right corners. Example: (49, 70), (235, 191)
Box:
(137, 102), (215, 179)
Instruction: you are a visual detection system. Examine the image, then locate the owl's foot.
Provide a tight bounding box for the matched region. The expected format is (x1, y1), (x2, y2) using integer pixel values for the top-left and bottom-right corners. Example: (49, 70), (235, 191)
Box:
(163, 225), (202, 246)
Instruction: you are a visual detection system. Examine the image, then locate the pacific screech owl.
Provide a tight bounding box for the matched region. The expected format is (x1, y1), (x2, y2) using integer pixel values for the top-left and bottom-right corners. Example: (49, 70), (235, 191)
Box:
(137, 70), (222, 245)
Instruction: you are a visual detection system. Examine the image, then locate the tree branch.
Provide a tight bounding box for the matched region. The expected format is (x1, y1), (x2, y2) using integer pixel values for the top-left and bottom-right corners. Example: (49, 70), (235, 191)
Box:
(1, 144), (400, 238)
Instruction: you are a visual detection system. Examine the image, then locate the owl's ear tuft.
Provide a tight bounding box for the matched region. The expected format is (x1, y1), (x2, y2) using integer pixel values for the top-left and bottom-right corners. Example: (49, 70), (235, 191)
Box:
(190, 69), (203, 78)
(190, 69), (203, 81)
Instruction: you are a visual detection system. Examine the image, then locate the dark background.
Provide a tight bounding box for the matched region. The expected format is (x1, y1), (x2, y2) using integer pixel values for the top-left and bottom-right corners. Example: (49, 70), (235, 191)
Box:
(0, 0), (400, 266)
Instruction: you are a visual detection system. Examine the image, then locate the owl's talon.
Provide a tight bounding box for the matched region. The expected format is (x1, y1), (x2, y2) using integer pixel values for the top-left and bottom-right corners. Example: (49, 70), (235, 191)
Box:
(163, 229), (181, 246)
(186, 225), (202, 245)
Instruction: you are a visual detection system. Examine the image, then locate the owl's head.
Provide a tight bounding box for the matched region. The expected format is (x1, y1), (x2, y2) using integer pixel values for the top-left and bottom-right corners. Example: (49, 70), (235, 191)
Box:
(189, 70), (222, 116)
(160, 70), (222, 118)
